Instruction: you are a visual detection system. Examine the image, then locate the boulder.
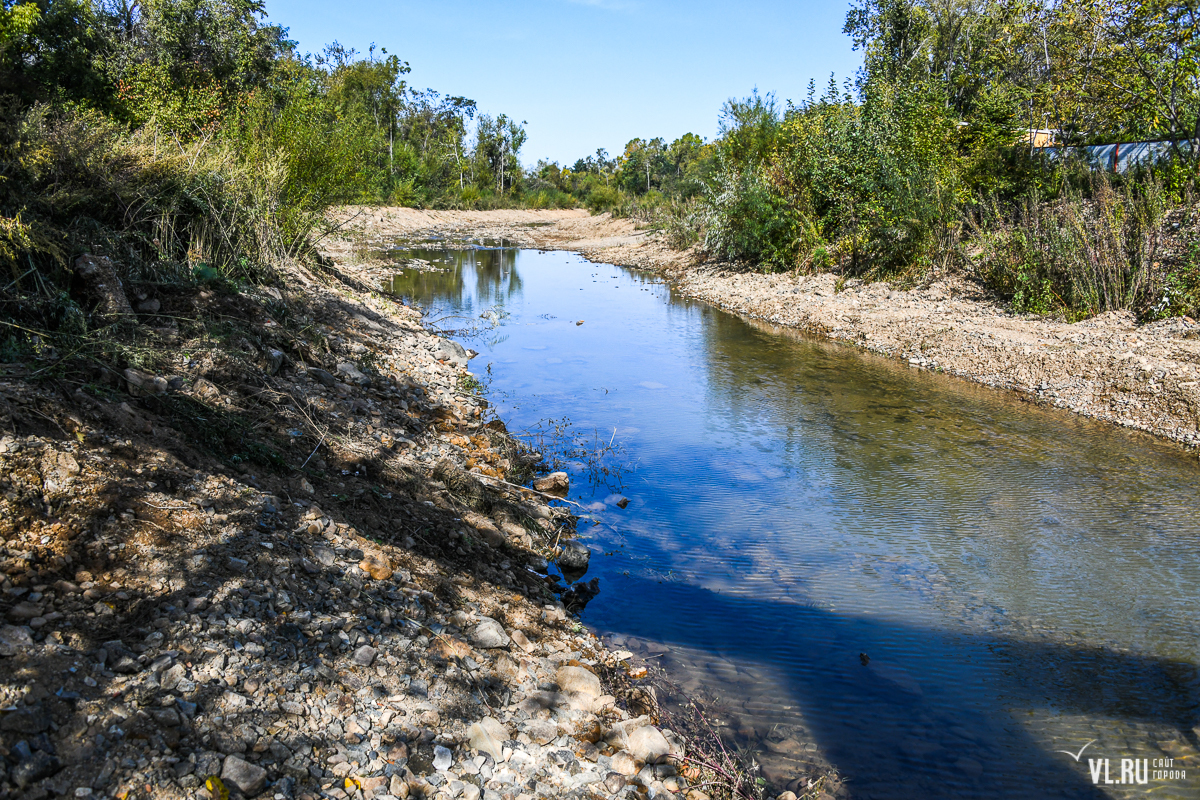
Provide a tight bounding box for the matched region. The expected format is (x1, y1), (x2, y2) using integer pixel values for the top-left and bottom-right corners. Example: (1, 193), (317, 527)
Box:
(556, 665), (601, 699)
(0, 625), (33, 656)
(467, 717), (509, 760)
(308, 368), (336, 387)
(464, 513), (506, 548)
(75, 254), (132, 318)
(359, 551), (393, 580)
(11, 751), (60, 789)
(6, 602), (42, 622)
(625, 726), (672, 763)
(610, 751), (638, 776)
(434, 338), (471, 368)
(336, 362), (370, 385)
(352, 645), (378, 667)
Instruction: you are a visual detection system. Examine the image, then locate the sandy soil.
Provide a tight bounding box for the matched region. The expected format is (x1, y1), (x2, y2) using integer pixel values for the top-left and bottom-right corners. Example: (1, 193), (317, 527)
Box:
(328, 207), (1200, 452)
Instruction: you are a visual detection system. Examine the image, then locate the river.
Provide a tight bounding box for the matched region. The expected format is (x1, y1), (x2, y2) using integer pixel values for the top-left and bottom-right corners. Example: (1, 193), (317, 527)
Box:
(384, 243), (1200, 800)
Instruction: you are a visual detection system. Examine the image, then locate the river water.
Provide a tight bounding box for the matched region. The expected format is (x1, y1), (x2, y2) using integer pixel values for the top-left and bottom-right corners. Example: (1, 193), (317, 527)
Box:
(384, 244), (1200, 800)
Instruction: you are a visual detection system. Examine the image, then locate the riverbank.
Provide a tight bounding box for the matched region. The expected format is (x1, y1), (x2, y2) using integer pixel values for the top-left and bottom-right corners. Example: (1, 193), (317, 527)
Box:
(0, 249), (746, 799)
(328, 207), (1200, 451)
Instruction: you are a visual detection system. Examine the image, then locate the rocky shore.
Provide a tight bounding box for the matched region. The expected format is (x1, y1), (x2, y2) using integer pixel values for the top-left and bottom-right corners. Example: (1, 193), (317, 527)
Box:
(0, 247), (751, 799)
(328, 206), (1200, 452)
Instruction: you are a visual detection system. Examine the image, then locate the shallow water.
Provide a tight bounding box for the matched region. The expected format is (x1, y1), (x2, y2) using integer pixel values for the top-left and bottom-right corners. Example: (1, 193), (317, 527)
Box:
(384, 245), (1200, 799)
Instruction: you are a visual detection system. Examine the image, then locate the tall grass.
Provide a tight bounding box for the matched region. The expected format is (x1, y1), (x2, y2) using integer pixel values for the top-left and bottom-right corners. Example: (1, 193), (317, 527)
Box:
(4, 104), (316, 288)
(969, 175), (1168, 319)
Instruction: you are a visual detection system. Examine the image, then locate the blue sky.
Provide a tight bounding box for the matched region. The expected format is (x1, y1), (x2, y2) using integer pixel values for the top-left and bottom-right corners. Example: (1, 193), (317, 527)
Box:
(265, 0), (863, 166)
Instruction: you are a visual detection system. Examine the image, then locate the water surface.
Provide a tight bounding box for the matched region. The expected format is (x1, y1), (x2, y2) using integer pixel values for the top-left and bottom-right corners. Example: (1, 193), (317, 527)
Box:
(385, 246), (1200, 799)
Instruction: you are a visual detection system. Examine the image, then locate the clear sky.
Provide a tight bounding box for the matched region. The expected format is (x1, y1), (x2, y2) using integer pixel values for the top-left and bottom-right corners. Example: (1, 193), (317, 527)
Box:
(264, 0), (863, 167)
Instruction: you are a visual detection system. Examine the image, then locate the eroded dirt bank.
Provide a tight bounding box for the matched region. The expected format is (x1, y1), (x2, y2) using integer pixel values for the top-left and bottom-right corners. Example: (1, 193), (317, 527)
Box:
(329, 207), (1200, 451)
(0, 245), (754, 799)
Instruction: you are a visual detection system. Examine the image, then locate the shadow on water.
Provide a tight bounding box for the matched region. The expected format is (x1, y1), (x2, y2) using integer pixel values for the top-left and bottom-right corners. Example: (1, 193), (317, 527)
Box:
(601, 570), (1197, 800)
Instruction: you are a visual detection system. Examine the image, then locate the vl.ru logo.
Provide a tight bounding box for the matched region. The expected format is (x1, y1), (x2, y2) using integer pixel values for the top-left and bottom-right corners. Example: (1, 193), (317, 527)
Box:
(1058, 740), (1188, 787)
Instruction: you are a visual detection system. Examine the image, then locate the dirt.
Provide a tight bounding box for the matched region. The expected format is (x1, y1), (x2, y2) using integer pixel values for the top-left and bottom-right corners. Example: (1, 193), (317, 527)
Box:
(328, 207), (1200, 453)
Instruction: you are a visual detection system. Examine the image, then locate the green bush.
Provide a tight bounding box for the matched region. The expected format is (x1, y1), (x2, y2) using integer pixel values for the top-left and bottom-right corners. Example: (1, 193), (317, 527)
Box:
(700, 166), (803, 268)
(586, 185), (623, 213)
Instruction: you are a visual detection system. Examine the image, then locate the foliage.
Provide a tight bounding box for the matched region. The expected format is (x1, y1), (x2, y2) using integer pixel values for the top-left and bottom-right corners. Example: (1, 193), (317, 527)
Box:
(569, 0), (1198, 320)
(969, 175), (1168, 319)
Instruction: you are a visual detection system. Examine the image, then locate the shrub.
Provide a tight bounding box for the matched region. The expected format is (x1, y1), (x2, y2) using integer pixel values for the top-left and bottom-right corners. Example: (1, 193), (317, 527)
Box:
(970, 175), (1167, 319)
(586, 185), (623, 213)
(700, 165), (803, 269)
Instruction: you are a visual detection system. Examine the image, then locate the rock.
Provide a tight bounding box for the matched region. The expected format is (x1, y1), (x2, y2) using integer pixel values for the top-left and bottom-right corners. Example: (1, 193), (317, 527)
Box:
(0, 704), (49, 734)
(160, 663), (186, 691)
(432, 744), (452, 771)
(624, 726), (673, 764)
(434, 339), (470, 367)
(562, 577), (600, 613)
(610, 494), (630, 509)
(75, 254), (132, 318)
(308, 368), (336, 387)
(467, 718), (508, 761)
(102, 640), (140, 674)
(12, 751), (60, 789)
(557, 541), (591, 570)
(0, 625), (33, 656)
(777, 793), (799, 800)
(311, 546), (336, 567)
(509, 629), (535, 654)
(469, 617), (509, 649)
(222, 755), (268, 796)
(604, 772), (627, 793)
(123, 368), (168, 396)
(464, 513), (505, 548)
(556, 665), (601, 699)
(337, 361), (370, 385)
(610, 751), (638, 776)
(264, 348), (285, 376)
(360, 776), (387, 797)
(7, 601), (43, 622)
(533, 472), (570, 497)
(359, 552), (393, 580)
(137, 298), (161, 314)
(192, 377), (222, 403)
(522, 719), (557, 745)
(352, 645), (378, 667)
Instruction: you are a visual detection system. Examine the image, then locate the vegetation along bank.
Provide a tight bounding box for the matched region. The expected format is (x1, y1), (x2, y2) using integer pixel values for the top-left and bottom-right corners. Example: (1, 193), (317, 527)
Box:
(1, 0), (1198, 799)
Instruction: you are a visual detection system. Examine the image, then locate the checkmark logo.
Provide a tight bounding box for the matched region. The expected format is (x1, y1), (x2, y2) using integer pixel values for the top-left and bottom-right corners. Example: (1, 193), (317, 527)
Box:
(1056, 740), (1096, 762)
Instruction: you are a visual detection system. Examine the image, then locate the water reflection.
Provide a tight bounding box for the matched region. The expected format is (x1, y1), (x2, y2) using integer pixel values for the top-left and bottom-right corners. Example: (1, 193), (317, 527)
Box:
(385, 247), (522, 312)
(385, 247), (1200, 799)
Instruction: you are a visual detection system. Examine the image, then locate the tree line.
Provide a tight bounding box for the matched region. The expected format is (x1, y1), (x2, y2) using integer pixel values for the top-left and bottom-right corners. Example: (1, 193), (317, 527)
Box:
(540, 0), (1198, 320)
